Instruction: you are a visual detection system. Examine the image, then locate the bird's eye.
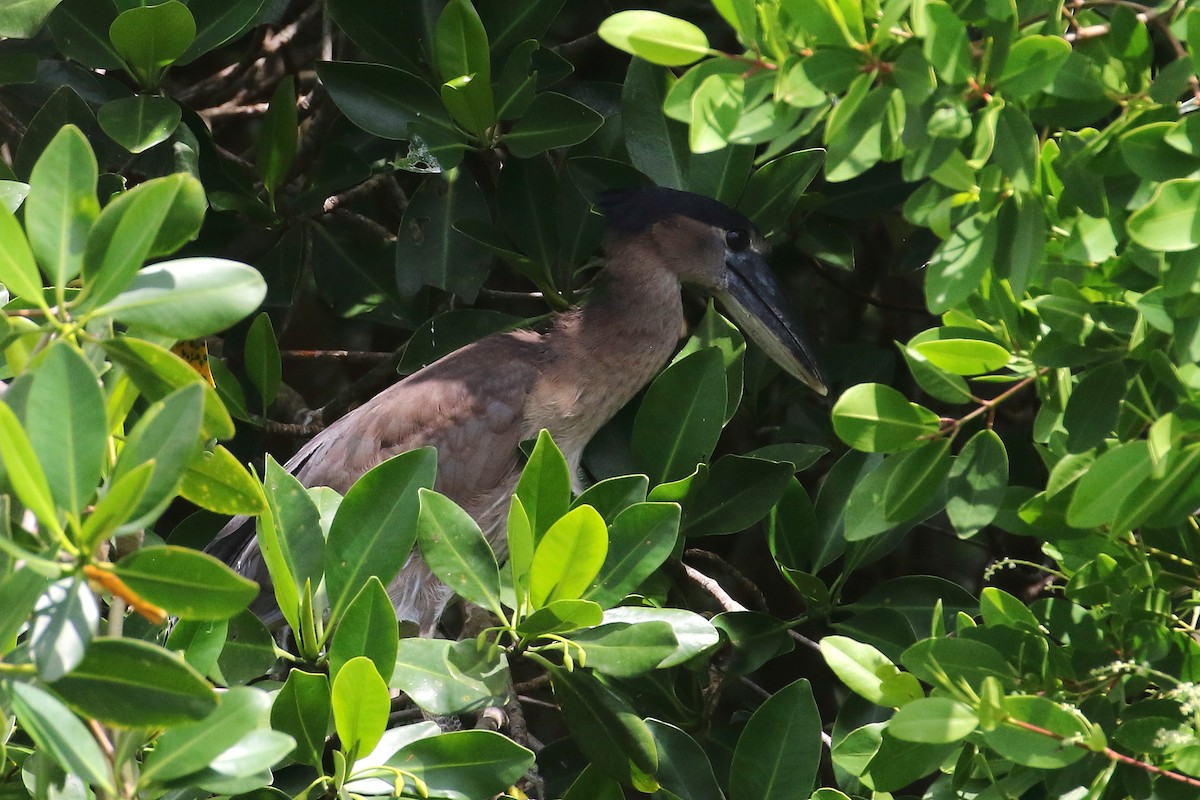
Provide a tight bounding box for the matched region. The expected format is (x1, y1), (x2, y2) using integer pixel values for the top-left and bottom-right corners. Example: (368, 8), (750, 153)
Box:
(726, 229), (749, 252)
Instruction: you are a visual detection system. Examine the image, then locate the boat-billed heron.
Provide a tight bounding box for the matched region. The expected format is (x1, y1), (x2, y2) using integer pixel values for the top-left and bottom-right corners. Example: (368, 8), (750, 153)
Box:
(208, 186), (826, 633)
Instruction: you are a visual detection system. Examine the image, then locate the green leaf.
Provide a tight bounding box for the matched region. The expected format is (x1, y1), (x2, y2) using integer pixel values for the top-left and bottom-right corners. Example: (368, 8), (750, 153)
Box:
(257, 76), (297, 201)
(883, 439), (952, 522)
(572, 474), (649, 522)
(682, 454), (793, 536)
(25, 125), (99, 287)
(10, 682), (114, 794)
(215, 610), (276, 686)
(83, 173), (202, 309)
(270, 670), (330, 768)
(902, 636), (1015, 692)
(329, 577), (398, 682)
(738, 149), (824, 236)
(633, 347), (726, 483)
(516, 598), (603, 636)
(325, 447), (435, 620)
(395, 169), (491, 301)
(504, 92), (604, 157)
(30, 577), (98, 682)
(102, 337), (234, 441)
(167, 618), (227, 676)
(1063, 361), (1125, 453)
(50, 637), (217, 727)
(507, 496), (533, 612)
(416, 488), (505, 618)
(80, 462), (154, 548)
(926, 213), (997, 313)
(1127, 178), (1200, 252)
(94, 257), (267, 339)
(390, 638), (511, 715)
(981, 695), (1087, 768)
(946, 429), (1008, 537)
(315, 61), (462, 155)
(646, 719), (724, 800)
(583, 501), (679, 608)
(332, 656), (390, 761)
(179, 444), (267, 515)
(889, 697), (978, 743)
(921, 1), (973, 84)
(26, 341), (107, 516)
(995, 35), (1072, 98)
(47, 0), (123, 69)
(515, 429), (571, 542)
(567, 621), (678, 676)
(622, 59), (689, 189)
(112, 545), (257, 620)
(0, 0), (62, 38)
(821, 635), (922, 707)
(97, 95), (181, 154)
(604, 606), (719, 666)
(911, 338), (1010, 375)
(551, 666), (659, 788)
(0, 569), (52, 656)
(385, 730), (534, 799)
(729, 678), (822, 800)
(0, 202), (44, 302)
(529, 504), (607, 607)
(1066, 440), (1151, 528)
(177, 0), (269, 65)
(109, 1), (196, 82)
(832, 383), (940, 452)
(434, 0), (491, 84)
(979, 587), (1041, 632)
(713, 611), (795, 674)
(259, 455), (323, 616)
(244, 312), (281, 413)
(599, 10), (710, 67)
(141, 686), (272, 782)
(0, 401), (60, 535)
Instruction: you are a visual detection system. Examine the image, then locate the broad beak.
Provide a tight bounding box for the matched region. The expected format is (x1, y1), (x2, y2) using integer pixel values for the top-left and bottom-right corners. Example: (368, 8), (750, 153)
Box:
(717, 250), (828, 396)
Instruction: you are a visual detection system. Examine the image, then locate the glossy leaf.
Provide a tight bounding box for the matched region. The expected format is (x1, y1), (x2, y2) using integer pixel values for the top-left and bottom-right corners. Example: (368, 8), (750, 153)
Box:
(416, 488), (505, 617)
(332, 656), (390, 760)
(646, 719), (724, 800)
(633, 347), (726, 483)
(177, 0), (269, 65)
(257, 77), (297, 201)
(326, 447), (436, 622)
(882, 439), (952, 522)
(270, 670), (330, 768)
(50, 637), (217, 727)
(385, 730), (535, 799)
(30, 577), (99, 682)
(25, 125), (98, 287)
(551, 666), (659, 788)
(946, 429), (1008, 537)
(95, 257), (267, 339)
(26, 341), (106, 516)
(889, 697), (978, 743)
(112, 545), (257, 620)
(599, 10), (709, 67)
(515, 429), (571, 541)
(583, 501), (679, 608)
(178, 444), (267, 515)
(329, 577), (398, 682)
(1127, 179), (1200, 251)
(10, 682), (114, 794)
(821, 635), (922, 707)
(109, 1), (196, 80)
(97, 95), (181, 154)
(395, 168), (491, 301)
(516, 598), (603, 636)
(244, 312), (281, 413)
(141, 686), (272, 782)
(0, 202), (44, 302)
(505, 92), (604, 157)
(568, 621), (678, 676)
(682, 454), (793, 536)
(729, 678), (822, 800)
(83, 173), (202, 308)
(528, 504), (608, 607)
(390, 638), (511, 715)
(832, 383), (940, 452)
(0, 401), (60, 534)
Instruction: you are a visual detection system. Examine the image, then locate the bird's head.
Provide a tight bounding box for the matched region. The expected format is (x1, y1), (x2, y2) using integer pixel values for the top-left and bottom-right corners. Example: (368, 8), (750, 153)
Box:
(596, 186), (827, 396)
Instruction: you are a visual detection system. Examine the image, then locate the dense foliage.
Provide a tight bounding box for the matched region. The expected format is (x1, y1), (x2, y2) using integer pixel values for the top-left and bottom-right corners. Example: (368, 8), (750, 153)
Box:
(3, 0), (1200, 798)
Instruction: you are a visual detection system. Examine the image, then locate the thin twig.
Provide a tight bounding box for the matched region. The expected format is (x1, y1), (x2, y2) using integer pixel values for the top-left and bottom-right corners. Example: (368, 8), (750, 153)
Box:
(279, 349), (393, 362)
(685, 549), (770, 613)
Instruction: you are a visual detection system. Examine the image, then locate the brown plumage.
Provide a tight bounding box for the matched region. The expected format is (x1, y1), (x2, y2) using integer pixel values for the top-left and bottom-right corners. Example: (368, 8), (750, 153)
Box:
(209, 187), (825, 633)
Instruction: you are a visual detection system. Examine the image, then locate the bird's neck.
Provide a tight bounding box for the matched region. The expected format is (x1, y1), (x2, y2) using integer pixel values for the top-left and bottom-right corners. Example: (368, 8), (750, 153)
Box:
(527, 255), (685, 465)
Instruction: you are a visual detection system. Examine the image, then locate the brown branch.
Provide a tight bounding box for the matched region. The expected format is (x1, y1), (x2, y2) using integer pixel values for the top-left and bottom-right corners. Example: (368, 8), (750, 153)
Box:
(1008, 718), (1200, 789)
(321, 172), (395, 214)
(685, 549), (769, 613)
(279, 349), (393, 362)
